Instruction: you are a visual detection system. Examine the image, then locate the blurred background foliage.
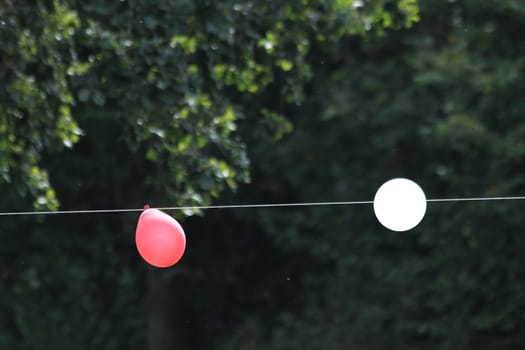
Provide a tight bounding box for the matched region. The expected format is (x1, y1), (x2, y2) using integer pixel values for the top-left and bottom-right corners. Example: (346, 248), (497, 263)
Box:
(1, 0), (525, 349)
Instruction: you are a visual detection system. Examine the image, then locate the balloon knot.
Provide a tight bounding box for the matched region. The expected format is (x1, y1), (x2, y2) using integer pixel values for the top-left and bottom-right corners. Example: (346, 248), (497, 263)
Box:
(144, 205), (150, 210)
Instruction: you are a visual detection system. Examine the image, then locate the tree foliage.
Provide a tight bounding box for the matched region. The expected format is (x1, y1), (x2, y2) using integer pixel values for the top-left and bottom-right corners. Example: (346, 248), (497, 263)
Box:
(0, 1), (81, 209)
(1, 0), (418, 210)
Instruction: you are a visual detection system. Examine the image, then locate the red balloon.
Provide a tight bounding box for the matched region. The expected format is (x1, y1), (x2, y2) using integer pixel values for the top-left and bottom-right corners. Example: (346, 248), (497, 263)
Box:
(135, 208), (186, 268)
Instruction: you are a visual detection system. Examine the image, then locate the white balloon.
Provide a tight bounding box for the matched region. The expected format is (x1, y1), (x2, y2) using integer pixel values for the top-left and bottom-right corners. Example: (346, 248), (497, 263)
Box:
(373, 178), (427, 231)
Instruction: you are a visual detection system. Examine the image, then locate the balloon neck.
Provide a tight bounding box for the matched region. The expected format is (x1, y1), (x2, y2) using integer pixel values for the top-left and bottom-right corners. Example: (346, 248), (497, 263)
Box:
(144, 204), (151, 210)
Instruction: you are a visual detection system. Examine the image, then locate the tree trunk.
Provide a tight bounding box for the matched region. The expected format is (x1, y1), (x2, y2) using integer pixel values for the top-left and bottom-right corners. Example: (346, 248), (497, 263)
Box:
(146, 267), (176, 350)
